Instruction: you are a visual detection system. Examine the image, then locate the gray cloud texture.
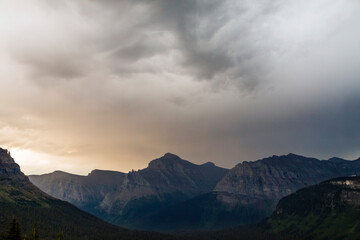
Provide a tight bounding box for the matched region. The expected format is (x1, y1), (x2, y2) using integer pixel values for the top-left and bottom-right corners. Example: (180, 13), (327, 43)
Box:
(0, 0), (359, 174)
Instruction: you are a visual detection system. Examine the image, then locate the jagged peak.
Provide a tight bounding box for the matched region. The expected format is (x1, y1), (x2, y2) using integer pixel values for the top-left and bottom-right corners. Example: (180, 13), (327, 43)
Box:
(266, 153), (315, 161)
(163, 152), (181, 159)
(263, 153), (306, 159)
(0, 148), (18, 166)
(0, 147), (16, 164)
(148, 153), (194, 169)
(232, 153), (317, 169)
(0, 148), (29, 182)
(0, 147), (11, 155)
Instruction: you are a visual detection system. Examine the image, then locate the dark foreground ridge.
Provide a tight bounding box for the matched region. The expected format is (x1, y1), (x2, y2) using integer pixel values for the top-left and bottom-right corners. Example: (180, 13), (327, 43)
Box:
(184, 176), (360, 240)
(266, 176), (360, 240)
(3, 147), (360, 240)
(0, 147), (177, 240)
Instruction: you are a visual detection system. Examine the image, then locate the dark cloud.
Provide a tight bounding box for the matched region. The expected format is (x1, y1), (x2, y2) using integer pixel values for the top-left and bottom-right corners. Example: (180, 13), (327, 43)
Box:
(235, 93), (360, 161)
(58, 0), (281, 86)
(16, 52), (85, 80)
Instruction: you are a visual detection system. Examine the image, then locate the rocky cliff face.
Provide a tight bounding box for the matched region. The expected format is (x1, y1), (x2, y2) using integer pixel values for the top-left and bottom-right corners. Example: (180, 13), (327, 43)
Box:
(29, 152), (360, 231)
(143, 154), (360, 231)
(215, 153), (360, 204)
(0, 147), (180, 240)
(108, 153), (227, 202)
(268, 176), (360, 240)
(29, 153), (228, 228)
(0, 148), (29, 183)
(29, 169), (126, 216)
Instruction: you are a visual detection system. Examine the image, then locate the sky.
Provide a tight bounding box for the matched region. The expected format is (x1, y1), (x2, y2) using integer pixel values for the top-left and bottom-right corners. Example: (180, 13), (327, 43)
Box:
(0, 0), (359, 175)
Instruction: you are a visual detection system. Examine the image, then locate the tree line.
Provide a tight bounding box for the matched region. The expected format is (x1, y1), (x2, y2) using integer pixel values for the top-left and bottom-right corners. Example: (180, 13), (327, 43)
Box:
(3, 218), (64, 240)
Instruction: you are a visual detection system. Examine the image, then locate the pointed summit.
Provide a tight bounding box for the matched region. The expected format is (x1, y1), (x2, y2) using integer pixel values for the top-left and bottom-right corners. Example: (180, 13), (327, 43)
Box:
(162, 153), (182, 160)
(0, 148), (28, 182)
(201, 161), (216, 167)
(147, 153), (193, 169)
(0, 148), (153, 239)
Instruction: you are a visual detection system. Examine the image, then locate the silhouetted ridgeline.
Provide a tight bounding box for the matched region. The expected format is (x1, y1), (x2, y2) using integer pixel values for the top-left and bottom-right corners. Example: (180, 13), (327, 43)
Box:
(30, 153), (360, 231)
(2, 147), (360, 239)
(0, 148), (180, 240)
(29, 153), (229, 230)
(266, 176), (360, 240)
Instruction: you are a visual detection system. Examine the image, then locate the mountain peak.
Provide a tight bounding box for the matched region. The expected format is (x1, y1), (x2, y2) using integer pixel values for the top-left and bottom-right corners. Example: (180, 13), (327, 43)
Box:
(148, 153), (192, 169)
(201, 161), (216, 167)
(328, 157), (346, 163)
(285, 153), (303, 158)
(0, 147), (14, 163)
(163, 152), (181, 159)
(0, 148), (28, 182)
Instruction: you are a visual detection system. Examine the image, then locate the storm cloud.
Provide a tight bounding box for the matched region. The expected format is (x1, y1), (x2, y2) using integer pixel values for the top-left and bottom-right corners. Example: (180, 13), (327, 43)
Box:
(0, 0), (359, 174)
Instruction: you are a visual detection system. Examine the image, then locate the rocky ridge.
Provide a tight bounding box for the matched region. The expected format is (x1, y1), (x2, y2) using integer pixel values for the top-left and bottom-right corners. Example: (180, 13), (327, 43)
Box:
(268, 176), (360, 240)
(215, 153), (360, 204)
(0, 147), (128, 240)
(29, 152), (360, 231)
(140, 153), (360, 231)
(30, 153), (228, 228)
(0, 148), (28, 182)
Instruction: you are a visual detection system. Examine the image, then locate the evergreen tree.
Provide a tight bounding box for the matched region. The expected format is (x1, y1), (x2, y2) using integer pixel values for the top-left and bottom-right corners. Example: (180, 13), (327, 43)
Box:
(6, 217), (22, 240)
(56, 231), (64, 240)
(31, 224), (39, 240)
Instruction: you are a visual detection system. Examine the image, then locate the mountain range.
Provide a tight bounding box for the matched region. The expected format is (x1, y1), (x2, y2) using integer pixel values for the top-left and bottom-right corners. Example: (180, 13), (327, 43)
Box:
(191, 176), (360, 240)
(29, 153), (228, 229)
(2, 146), (360, 239)
(0, 147), (178, 240)
(29, 153), (360, 231)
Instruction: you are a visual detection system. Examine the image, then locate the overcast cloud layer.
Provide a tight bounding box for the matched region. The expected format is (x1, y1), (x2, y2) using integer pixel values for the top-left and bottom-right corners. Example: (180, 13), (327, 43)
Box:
(0, 0), (359, 174)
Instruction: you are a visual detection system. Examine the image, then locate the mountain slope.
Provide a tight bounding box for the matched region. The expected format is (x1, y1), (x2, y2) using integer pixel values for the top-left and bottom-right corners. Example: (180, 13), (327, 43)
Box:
(267, 176), (360, 240)
(29, 169), (126, 217)
(0, 148), (177, 240)
(187, 177), (360, 240)
(138, 191), (273, 231)
(144, 154), (360, 231)
(30, 153), (360, 232)
(30, 153), (228, 229)
(215, 153), (360, 199)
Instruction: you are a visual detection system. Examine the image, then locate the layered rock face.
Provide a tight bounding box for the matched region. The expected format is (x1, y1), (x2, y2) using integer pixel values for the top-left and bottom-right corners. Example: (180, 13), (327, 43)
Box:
(30, 153), (228, 228)
(103, 153), (227, 209)
(215, 153), (360, 204)
(147, 154), (360, 231)
(276, 176), (360, 212)
(0, 147), (135, 240)
(268, 176), (360, 240)
(29, 152), (360, 231)
(0, 148), (29, 183)
(29, 169), (126, 216)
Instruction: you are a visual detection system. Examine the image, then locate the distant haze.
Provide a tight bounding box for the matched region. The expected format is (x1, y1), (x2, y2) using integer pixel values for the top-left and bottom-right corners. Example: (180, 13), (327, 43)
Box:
(0, 0), (359, 175)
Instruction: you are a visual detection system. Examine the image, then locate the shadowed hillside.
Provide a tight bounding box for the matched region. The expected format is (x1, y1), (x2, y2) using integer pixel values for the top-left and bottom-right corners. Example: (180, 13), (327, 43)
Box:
(0, 148), (177, 240)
